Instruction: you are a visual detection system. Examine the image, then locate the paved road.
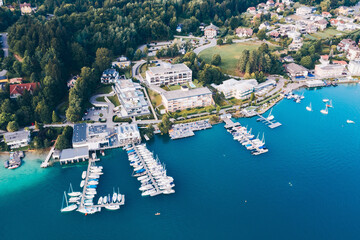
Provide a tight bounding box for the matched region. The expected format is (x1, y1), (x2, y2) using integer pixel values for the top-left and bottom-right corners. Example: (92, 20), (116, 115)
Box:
(89, 92), (116, 125)
(193, 38), (217, 55)
(1, 33), (9, 57)
(132, 60), (146, 80)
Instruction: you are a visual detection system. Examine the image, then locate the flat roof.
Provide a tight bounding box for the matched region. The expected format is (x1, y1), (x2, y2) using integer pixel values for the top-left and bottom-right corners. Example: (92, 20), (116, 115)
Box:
(4, 130), (29, 143)
(72, 123), (87, 143)
(148, 63), (190, 75)
(88, 124), (107, 135)
(60, 146), (89, 161)
(162, 87), (212, 101)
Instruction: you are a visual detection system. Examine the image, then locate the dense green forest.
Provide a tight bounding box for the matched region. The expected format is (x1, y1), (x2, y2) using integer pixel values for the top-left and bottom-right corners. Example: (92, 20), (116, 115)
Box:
(0, 0), (359, 130)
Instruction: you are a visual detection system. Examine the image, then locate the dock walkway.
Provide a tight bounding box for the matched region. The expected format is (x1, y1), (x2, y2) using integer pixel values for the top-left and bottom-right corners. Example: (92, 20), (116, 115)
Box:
(79, 157), (95, 207)
(41, 146), (55, 168)
(223, 118), (240, 129)
(133, 145), (162, 196)
(256, 113), (282, 129)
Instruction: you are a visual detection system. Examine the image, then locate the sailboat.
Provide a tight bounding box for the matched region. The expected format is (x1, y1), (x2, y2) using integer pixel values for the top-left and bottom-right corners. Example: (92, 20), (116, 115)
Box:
(320, 105), (328, 115)
(266, 109), (274, 121)
(306, 102), (312, 112)
(61, 191), (78, 212)
(68, 183), (82, 197)
(113, 188), (117, 203)
(117, 188), (122, 203)
(326, 100), (333, 108)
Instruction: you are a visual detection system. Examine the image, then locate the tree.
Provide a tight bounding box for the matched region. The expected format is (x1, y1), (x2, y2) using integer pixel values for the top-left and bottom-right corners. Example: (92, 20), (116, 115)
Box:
(94, 48), (112, 73)
(52, 110), (59, 123)
(300, 56), (313, 69)
(226, 38), (233, 44)
(211, 54), (221, 66)
(158, 115), (172, 134)
(6, 121), (19, 132)
(133, 49), (142, 61)
(217, 39), (223, 45)
(257, 29), (266, 40)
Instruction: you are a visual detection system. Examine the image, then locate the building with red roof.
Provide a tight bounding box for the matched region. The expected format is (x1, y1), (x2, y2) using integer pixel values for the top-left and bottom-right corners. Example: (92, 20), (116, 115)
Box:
(10, 82), (40, 98)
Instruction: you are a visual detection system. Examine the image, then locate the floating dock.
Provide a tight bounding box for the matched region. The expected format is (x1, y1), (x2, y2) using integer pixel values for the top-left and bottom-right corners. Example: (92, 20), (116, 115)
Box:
(256, 113), (282, 129)
(223, 118), (240, 129)
(169, 120), (212, 140)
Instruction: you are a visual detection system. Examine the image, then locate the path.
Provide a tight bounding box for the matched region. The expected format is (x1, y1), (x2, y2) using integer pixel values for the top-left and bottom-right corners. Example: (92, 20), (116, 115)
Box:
(193, 38), (217, 55)
(132, 60), (146, 81)
(141, 87), (158, 120)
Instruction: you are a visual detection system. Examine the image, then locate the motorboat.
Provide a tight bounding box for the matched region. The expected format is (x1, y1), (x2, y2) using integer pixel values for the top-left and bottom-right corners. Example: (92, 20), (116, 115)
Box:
(103, 196), (107, 203)
(347, 120), (355, 124)
(80, 180), (85, 188)
(320, 105), (328, 115)
(266, 109), (274, 121)
(61, 191), (78, 212)
(141, 189), (157, 196)
(105, 204), (120, 210)
(82, 171), (86, 179)
(163, 189), (175, 194)
(98, 196), (103, 205)
(306, 102), (312, 112)
(69, 196), (81, 203)
(85, 194), (95, 199)
(322, 99), (329, 103)
(77, 206), (98, 214)
(88, 181), (98, 185)
(139, 184), (153, 191)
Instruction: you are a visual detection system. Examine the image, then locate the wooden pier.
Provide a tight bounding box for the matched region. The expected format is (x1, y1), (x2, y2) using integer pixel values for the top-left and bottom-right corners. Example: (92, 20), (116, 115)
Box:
(41, 146), (55, 168)
(79, 157), (96, 207)
(223, 118), (240, 129)
(256, 113), (282, 129)
(133, 145), (163, 196)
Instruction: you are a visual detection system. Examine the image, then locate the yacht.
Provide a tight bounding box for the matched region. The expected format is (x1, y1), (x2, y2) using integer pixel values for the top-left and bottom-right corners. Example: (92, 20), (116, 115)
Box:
(103, 196), (107, 203)
(320, 105), (328, 115)
(142, 189), (157, 196)
(140, 185), (153, 191)
(163, 189), (175, 194)
(105, 204), (120, 210)
(69, 196), (81, 203)
(77, 206), (98, 214)
(82, 171), (86, 179)
(112, 192), (117, 203)
(322, 99), (329, 103)
(88, 181), (98, 185)
(80, 180), (85, 188)
(98, 196), (103, 205)
(347, 120), (355, 124)
(68, 183), (82, 197)
(306, 102), (312, 112)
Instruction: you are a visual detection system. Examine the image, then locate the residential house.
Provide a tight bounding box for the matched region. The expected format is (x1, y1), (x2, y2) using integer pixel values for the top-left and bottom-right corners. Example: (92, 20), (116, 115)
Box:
(247, 7), (257, 15)
(287, 30), (301, 39)
(211, 79), (258, 100)
(112, 56), (131, 69)
(115, 124), (141, 146)
(296, 6), (313, 16)
(337, 39), (357, 52)
(101, 68), (119, 84)
(145, 63), (192, 86)
(259, 22), (271, 31)
(176, 24), (182, 33)
(4, 130), (31, 149)
(337, 16), (354, 23)
(319, 55), (329, 65)
(161, 87), (214, 112)
(9, 82), (40, 98)
(269, 30), (280, 39)
(330, 19), (344, 26)
(235, 27), (253, 38)
(282, 56), (294, 63)
(9, 78), (23, 84)
(289, 37), (303, 51)
(348, 60), (360, 76)
(346, 45), (360, 60)
(204, 23), (219, 39)
(285, 63), (309, 79)
(266, 0), (275, 7)
(322, 12), (332, 18)
(314, 19), (328, 31)
(337, 6), (354, 15)
(20, 2), (32, 15)
(315, 63), (347, 79)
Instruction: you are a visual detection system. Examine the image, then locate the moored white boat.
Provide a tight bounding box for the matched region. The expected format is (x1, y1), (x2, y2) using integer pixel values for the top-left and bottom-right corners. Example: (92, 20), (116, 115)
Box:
(82, 171), (86, 179)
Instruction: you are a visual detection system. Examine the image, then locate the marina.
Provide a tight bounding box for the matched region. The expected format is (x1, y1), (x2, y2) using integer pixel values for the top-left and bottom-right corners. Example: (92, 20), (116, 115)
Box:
(61, 153), (125, 214)
(225, 118), (268, 155)
(169, 120), (212, 140)
(126, 144), (175, 196)
(255, 112), (282, 129)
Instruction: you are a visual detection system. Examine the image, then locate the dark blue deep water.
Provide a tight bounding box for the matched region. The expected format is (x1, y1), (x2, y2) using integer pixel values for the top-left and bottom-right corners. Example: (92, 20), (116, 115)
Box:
(1, 84), (360, 240)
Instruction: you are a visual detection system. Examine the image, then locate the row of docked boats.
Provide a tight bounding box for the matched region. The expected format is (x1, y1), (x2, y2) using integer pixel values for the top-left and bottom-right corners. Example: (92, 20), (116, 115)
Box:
(125, 144), (175, 196)
(285, 92), (305, 103)
(61, 161), (125, 214)
(228, 125), (268, 155)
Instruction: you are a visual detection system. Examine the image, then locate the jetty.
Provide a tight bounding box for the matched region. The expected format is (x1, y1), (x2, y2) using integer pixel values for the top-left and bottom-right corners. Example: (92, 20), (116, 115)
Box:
(132, 145), (162, 196)
(256, 113), (282, 129)
(223, 118), (240, 129)
(169, 120), (212, 140)
(41, 146), (55, 168)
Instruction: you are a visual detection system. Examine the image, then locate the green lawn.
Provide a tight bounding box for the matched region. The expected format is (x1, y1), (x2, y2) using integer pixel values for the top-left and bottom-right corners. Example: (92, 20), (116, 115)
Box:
(107, 95), (120, 106)
(96, 96), (106, 102)
(95, 84), (113, 94)
(309, 28), (343, 39)
(199, 41), (265, 75)
(168, 85), (181, 91)
(147, 88), (163, 107)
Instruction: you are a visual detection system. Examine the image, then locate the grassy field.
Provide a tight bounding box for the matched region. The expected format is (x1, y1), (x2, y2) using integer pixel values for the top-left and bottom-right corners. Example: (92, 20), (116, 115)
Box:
(309, 28), (343, 39)
(199, 41), (265, 75)
(107, 95), (120, 106)
(147, 88), (163, 107)
(95, 84), (113, 94)
(96, 96), (106, 102)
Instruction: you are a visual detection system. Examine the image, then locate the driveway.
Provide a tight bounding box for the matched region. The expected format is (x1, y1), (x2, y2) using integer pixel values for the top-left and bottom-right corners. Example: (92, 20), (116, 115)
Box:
(193, 38), (217, 55)
(132, 60), (146, 80)
(1, 33), (9, 57)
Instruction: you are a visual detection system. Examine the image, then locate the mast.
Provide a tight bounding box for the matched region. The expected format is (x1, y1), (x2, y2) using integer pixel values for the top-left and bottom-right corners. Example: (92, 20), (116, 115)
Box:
(64, 191), (69, 207)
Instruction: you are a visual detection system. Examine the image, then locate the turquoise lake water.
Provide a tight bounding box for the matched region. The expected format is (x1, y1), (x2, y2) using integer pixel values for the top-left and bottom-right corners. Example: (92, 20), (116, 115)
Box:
(2, 84), (360, 239)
